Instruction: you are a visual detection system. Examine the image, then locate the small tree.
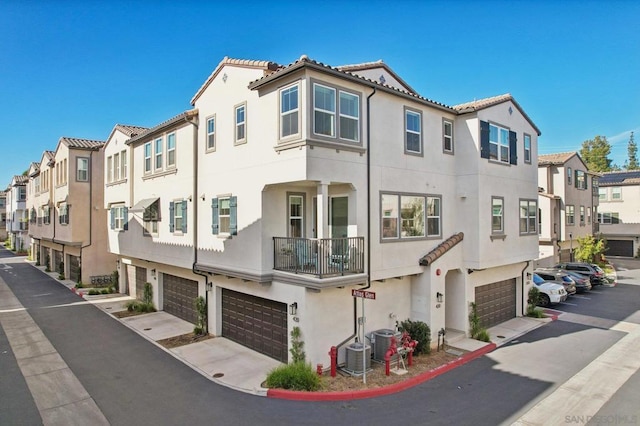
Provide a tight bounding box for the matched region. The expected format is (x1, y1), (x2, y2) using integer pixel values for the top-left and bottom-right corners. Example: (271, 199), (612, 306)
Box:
(527, 287), (545, 318)
(289, 326), (306, 363)
(574, 235), (605, 263)
(469, 302), (490, 342)
(194, 296), (207, 336)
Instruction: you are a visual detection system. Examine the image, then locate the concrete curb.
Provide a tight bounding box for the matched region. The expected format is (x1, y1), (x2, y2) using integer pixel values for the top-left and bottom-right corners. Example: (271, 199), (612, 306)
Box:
(267, 342), (497, 401)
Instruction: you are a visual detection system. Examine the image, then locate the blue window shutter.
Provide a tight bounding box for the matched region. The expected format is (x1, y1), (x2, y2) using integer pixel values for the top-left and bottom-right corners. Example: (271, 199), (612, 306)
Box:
(123, 207), (128, 231)
(480, 121), (490, 159)
(230, 196), (237, 235)
(509, 130), (517, 165)
(182, 201), (188, 233)
(169, 202), (175, 232)
(110, 208), (115, 229)
(211, 198), (219, 234)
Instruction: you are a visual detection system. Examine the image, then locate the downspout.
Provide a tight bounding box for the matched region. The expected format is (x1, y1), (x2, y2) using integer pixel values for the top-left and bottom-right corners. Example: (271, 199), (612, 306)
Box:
(521, 260), (530, 316)
(336, 86), (376, 351)
(80, 150), (95, 281)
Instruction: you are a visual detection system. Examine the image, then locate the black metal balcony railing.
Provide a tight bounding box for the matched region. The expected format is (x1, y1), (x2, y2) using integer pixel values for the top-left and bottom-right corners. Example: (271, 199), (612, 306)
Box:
(273, 237), (365, 278)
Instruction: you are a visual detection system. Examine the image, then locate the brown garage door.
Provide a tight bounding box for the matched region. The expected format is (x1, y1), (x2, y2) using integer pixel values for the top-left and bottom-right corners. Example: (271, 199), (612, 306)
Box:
(606, 240), (634, 257)
(222, 289), (288, 363)
(163, 274), (198, 324)
(135, 267), (147, 300)
(475, 278), (516, 328)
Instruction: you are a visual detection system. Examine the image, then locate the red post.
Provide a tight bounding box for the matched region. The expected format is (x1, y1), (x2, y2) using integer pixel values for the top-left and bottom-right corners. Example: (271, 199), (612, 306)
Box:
(316, 363), (323, 376)
(408, 340), (418, 366)
(329, 346), (337, 377)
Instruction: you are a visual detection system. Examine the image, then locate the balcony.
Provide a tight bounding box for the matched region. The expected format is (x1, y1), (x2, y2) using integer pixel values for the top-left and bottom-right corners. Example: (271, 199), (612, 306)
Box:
(273, 237), (365, 278)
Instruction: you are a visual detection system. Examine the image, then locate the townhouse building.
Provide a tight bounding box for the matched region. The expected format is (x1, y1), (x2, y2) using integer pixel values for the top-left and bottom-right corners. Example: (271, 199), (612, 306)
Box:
(537, 152), (599, 266)
(6, 175), (29, 251)
(106, 55), (541, 366)
(28, 137), (115, 283)
(0, 190), (7, 241)
(597, 170), (640, 257)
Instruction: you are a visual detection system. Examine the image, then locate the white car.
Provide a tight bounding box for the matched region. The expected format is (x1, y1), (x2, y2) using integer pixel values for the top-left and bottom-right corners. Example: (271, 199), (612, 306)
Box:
(533, 273), (567, 306)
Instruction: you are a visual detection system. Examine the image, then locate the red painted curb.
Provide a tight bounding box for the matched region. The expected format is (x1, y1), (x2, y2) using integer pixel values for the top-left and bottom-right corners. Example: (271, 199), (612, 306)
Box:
(267, 342), (497, 401)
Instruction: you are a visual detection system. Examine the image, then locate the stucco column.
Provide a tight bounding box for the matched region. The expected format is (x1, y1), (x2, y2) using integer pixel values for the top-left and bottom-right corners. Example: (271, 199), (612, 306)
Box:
(316, 182), (330, 239)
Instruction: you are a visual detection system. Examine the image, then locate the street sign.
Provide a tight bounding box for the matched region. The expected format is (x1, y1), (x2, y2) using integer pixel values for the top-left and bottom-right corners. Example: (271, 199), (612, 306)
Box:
(352, 289), (376, 300)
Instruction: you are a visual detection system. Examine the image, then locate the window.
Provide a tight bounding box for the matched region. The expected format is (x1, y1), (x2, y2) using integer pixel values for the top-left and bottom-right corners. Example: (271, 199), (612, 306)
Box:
(612, 186), (622, 200)
(598, 212), (619, 224)
(599, 188), (607, 201)
(206, 116), (216, 150)
(587, 207), (591, 224)
(443, 119), (454, 153)
(313, 84), (336, 137)
(520, 200), (537, 234)
(575, 170), (587, 189)
(381, 194), (399, 239)
(280, 85), (299, 139)
(144, 142), (152, 173)
(426, 197), (441, 237)
(567, 167), (572, 185)
(480, 121), (516, 164)
(524, 134), (531, 163)
(114, 152), (120, 181)
(59, 204), (69, 225)
(167, 133), (176, 167)
(43, 206), (51, 225)
(492, 197), (504, 233)
(0, 198), (5, 208)
(34, 176), (41, 193)
(405, 109), (422, 154)
(339, 91), (359, 141)
(235, 104), (246, 144)
(381, 193), (440, 240)
(110, 205), (128, 231)
(211, 196), (237, 235)
(107, 156), (113, 183)
(18, 186), (26, 200)
(170, 200), (187, 233)
(401, 195), (426, 238)
(143, 199), (160, 236)
(580, 205), (585, 225)
(121, 150), (127, 179)
(77, 158), (89, 181)
(154, 137), (163, 170)
(592, 177), (599, 196)
(288, 194), (304, 237)
(566, 205), (575, 225)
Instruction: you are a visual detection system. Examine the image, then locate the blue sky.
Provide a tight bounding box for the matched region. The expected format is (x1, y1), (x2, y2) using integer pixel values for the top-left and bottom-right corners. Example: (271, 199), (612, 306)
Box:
(1, 0), (638, 187)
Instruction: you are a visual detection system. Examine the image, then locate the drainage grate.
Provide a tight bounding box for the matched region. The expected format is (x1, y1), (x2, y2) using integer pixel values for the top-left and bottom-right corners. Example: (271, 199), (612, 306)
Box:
(213, 373), (224, 378)
(143, 328), (152, 331)
(497, 335), (505, 339)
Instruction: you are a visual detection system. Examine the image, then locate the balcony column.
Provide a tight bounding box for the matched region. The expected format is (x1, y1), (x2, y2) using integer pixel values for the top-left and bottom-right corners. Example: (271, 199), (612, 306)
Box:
(316, 182), (330, 239)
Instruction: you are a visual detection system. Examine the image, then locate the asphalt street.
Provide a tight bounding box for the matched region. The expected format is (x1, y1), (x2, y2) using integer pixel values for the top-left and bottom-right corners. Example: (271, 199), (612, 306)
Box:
(1, 249), (639, 426)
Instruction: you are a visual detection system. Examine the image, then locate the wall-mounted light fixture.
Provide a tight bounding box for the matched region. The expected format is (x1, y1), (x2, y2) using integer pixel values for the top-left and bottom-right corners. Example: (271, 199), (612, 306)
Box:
(116, 259), (120, 267)
(151, 268), (156, 278)
(436, 292), (443, 303)
(289, 302), (298, 316)
(526, 272), (532, 279)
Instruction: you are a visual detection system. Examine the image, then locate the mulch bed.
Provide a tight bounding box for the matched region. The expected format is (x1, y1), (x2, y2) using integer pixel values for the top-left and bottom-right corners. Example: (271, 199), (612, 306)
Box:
(157, 333), (214, 349)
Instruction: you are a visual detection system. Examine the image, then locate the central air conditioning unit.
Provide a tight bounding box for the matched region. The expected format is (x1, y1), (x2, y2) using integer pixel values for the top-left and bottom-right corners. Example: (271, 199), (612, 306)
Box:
(345, 342), (371, 374)
(372, 329), (400, 362)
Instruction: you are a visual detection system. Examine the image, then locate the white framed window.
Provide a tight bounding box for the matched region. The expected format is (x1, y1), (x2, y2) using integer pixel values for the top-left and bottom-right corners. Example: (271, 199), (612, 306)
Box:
(575, 170), (586, 189)
(114, 152), (120, 181)
(111, 205), (127, 231)
(206, 116), (216, 150)
(280, 85), (299, 139)
(580, 205), (585, 224)
(489, 123), (510, 163)
(339, 91), (359, 141)
(598, 212), (619, 224)
(174, 201), (184, 232)
(154, 137), (163, 170)
(59, 203), (69, 225)
(211, 196), (237, 236)
(288, 194), (304, 238)
(566, 205), (575, 226)
(219, 197), (231, 234)
(107, 156), (113, 183)
(598, 187), (607, 201)
(313, 83), (336, 137)
(520, 199), (537, 234)
(144, 142), (152, 173)
(405, 109), (422, 154)
(235, 104), (246, 144)
(524, 134), (531, 163)
(18, 186), (26, 200)
(381, 193), (439, 240)
(587, 207), (592, 224)
(121, 150), (127, 179)
(612, 186), (622, 200)
(43, 205), (51, 225)
(401, 195), (426, 238)
(426, 196), (441, 237)
(567, 167), (572, 185)
(76, 157), (89, 181)
(167, 132), (176, 167)
(492, 197), (504, 233)
(143, 199), (160, 236)
(443, 119), (454, 153)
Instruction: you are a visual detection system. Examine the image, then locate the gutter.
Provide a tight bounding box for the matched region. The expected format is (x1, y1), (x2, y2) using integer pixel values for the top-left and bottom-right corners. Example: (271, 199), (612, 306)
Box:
(80, 150), (95, 281)
(521, 260), (530, 315)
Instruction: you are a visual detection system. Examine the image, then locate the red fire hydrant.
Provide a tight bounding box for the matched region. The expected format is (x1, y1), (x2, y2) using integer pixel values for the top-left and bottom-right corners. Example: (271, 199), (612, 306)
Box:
(316, 363), (323, 376)
(329, 346), (338, 377)
(384, 336), (398, 376)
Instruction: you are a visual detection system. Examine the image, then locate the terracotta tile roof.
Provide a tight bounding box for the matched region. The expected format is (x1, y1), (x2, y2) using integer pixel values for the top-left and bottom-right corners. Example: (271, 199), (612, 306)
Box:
(60, 137), (105, 150)
(336, 59), (418, 94)
(418, 232), (464, 266)
(453, 93), (541, 136)
(190, 56), (281, 105)
(44, 151), (55, 160)
(126, 109), (198, 145)
(12, 175), (29, 185)
(116, 124), (148, 137)
(249, 55), (455, 113)
(538, 152), (577, 166)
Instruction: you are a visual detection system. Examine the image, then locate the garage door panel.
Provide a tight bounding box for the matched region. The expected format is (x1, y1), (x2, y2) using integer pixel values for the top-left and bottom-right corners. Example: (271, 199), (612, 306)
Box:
(163, 274), (198, 324)
(475, 279), (516, 329)
(607, 240), (634, 257)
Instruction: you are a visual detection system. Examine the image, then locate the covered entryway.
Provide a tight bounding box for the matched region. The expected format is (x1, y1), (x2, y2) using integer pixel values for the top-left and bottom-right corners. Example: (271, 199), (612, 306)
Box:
(68, 255), (80, 283)
(163, 274), (198, 324)
(475, 278), (516, 328)
(53, 250), (63, 273)
(606, 240), (634, 257)
(135, 267), (147, 300)
(221, 289), (288, 362)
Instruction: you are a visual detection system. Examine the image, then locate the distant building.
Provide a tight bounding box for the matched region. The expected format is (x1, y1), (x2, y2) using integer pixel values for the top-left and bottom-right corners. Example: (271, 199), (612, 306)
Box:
(597, 170), (640, 257)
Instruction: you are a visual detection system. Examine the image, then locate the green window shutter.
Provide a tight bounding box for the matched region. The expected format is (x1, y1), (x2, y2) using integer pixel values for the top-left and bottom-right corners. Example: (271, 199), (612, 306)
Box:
(509, 131), (517, 165)
(123, 207), (128, 231)
(169, 202), (175, 232)
(182, 201), (188, 233)
(480, 121), (490, 159)
(110, 208), (115, 229)
(211, 198), (219, 234)
(230, 196), (237, 235)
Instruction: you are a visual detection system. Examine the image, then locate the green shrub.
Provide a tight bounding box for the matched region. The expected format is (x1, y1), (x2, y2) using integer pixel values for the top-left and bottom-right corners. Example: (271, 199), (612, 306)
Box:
(265, 361), (321, 391)
(527, 287), (543, 317)
(194, 296), (207, 336)
(101, 288), (110, 294)
(124, 300), (156, 313)
(289, 326), (306, 363)
(469, 302), (491, 342)
(88, 289), (100, 295)
(143, 282), (153, 305)
(125, 300), (138, 312)
(75, 283), (84, 289)
(398, 319), (431, 355)
(475, 329), (491, 342)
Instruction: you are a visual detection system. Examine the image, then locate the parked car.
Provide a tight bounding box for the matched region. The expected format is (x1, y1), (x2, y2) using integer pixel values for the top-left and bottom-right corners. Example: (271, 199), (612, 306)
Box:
(533, 273), (568, 306)
(535, 269), (577, 296)
(561, 270), (592, 293)
(553, 262), (606, 286)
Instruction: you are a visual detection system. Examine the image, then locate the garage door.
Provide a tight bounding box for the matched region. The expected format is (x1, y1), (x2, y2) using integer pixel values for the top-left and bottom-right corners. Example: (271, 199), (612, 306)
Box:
(222, 289), (288, 363)
(606, 240), (634, 257)
(163, 274), (198, 324)
(475, 278), (516, 328)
